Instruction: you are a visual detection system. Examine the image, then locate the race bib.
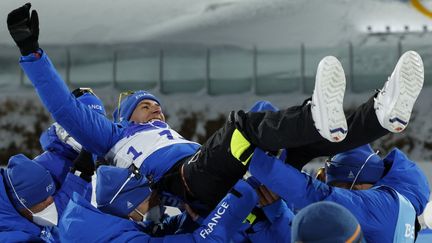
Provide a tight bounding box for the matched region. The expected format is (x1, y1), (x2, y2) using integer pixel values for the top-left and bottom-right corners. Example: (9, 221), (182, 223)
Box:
(106, 122), (198, 168)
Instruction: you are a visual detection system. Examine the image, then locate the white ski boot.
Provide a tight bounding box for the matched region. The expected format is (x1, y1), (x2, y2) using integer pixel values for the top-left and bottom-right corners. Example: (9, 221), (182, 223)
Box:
(311, 56), (348, 142)
(374, 51), (424, 133)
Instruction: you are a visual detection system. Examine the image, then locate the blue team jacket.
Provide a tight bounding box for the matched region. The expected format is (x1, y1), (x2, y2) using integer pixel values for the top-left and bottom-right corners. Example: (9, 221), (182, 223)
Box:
(0, 170), (44, 242)
(230, 101), (292, 243)
(158, 198), (294, 243)
(249, 148), (430, 243)
(20, 51), (200, 184)
(35, 124), (93, 201)
(232, 199), (294, 243)
(0, 169), (90, 242)
(59, 180), (258, 242)
(35, 124), (77, 186)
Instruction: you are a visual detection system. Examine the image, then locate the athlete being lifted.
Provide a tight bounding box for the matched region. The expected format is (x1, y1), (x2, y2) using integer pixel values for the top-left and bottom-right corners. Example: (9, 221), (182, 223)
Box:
(8, 3), (424, 216)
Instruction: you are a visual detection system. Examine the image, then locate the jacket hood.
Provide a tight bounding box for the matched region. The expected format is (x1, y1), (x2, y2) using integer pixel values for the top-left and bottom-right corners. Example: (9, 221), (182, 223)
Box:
(375, 149), (430, 215)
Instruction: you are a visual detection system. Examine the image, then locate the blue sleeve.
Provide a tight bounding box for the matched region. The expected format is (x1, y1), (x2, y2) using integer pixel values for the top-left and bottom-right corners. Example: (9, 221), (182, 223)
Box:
(157, 213), (199, 236)
(268, 207), (292, 241)
(325, 187), (398, 242)
(231, 229), (251, 243)
(0, 232), (44, 243)
(133, 180), (259, 243)
(33, 151), (73, 187)
(41, 226), (60, 243)
(53, 173), (90, 217)
(249, 148), (331, 209)
(261, 199), (293, 224)
(19, 50), (122, 156)
(193, 180), (258, 242)
(249, 148), (398, 242)
(60, 180), (257, 243)
(243, 200), (293, 243)
(142, 213), (198, 237)
(160, 214), (187, 234)
(247, 215), (292, 243)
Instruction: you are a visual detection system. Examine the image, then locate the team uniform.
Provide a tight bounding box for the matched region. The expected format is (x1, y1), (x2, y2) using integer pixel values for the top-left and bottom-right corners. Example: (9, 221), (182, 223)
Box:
(34, 90), (106, 202)
(248, 148), (430, 243)
(21, 50), (396, 215)
(59, 180), (258, 243)
(141, 211), (201, 237)
(0, 171), (47, 242)
(7, 3), (429, 242)
(0, 164), (90, 242)
(36, 123), (80, 187)
(231, 198), (294, 243)
(35, 123), (95, 204)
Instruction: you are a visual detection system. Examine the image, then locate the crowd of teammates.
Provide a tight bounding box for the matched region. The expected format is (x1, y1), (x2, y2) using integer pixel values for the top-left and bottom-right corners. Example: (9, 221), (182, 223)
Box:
(1, 3), (431, 243)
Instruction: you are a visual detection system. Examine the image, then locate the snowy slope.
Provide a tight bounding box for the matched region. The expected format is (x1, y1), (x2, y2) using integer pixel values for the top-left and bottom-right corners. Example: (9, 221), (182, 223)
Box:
(1, 0), (431, 47)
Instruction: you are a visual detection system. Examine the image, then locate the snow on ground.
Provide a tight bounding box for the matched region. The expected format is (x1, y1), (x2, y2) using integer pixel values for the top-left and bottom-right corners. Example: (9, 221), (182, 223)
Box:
(1, 0), (431, 48)
(1, 81), (432, 159)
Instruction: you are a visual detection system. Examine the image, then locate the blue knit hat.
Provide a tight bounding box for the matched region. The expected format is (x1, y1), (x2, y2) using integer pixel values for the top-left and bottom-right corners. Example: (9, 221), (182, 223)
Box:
(96, 165), (151, 218)
(77, 92), (106, 116)
(291, 201), (364, 243)
(4, 154), (56, 210)
(326, 144), (384, 185)
(112, 90), (161, 122)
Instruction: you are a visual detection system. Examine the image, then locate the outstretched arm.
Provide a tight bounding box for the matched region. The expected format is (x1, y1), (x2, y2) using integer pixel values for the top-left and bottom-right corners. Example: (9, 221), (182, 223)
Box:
(249, 148), (330, 209)
(7, 4), (122, 156)
(249, 148), (398, 239)
(20, 51), (121, 156)
(7, 3), (121, 156)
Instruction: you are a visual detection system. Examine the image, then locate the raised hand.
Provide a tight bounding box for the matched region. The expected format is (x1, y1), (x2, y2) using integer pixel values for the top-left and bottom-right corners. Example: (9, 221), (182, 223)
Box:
(7, 3), (40, 56)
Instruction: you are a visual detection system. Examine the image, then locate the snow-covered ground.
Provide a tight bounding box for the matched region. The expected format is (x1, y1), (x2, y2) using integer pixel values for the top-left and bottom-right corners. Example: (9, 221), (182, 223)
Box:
(1, 0), (432, 48)
(1, 83), (432, 159)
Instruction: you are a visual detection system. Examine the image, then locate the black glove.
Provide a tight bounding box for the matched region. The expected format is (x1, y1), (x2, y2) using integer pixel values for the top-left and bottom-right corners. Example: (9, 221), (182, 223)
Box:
(71, 149), (95, 182)
(7, 3), (40, 56)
